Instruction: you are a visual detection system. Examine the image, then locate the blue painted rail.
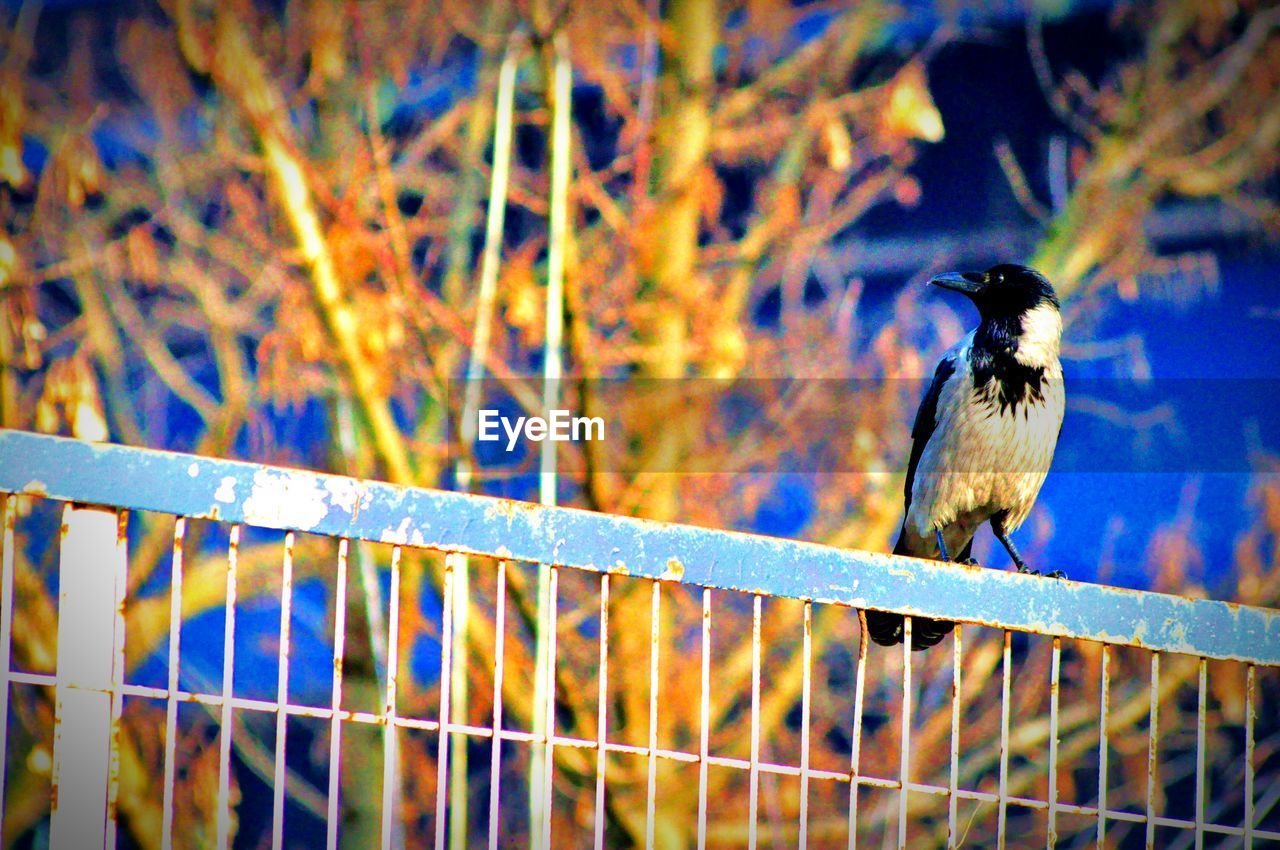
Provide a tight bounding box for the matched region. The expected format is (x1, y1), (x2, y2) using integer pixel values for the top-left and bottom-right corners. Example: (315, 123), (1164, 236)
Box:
(1, 428), (1277, 665)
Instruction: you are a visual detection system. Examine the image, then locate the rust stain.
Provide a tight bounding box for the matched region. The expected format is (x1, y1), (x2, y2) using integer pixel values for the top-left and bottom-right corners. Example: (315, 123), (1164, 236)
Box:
(350, 482), (366, 523)
(660, 557), (685, 582)
(324, 476), (363, 516)
(485, 498), (538, 521)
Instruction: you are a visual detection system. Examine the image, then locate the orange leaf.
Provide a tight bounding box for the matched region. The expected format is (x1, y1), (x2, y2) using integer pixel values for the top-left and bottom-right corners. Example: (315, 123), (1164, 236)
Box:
(880, 62), (944, 143)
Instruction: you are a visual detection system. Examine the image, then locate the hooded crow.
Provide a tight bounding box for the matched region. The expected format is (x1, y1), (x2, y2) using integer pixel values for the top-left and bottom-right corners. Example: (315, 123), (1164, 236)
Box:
(867, 264), (1066, 650)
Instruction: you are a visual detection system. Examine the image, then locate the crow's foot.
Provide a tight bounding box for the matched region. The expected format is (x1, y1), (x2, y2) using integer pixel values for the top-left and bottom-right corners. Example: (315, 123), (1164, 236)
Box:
(1015, 564), (1067, 579)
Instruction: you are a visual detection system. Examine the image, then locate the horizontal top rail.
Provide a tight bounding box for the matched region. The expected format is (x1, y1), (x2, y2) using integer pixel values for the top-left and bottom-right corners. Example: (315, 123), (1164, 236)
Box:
(2, 429), (1277, 665)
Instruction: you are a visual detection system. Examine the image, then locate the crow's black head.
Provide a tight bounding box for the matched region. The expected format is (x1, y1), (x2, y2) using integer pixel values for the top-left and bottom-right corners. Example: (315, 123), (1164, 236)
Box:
(929, 264), (1059, 319)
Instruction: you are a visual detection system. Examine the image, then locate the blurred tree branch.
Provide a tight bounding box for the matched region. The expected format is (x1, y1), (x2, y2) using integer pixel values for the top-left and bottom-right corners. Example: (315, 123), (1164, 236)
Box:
(1034, 0), (1280, 296)
(172, 0), (417, 485)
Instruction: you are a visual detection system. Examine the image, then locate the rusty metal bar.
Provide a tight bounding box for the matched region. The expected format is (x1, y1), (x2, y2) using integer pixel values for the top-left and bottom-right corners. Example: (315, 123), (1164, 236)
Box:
(215, 524), (241, 850)
(491, 559), (510, 850)
(998, 629), (1012, 850)
(1047, 637), (1061, 849)
(645, 580), (661, 850)
(899, 616), (912, 850)
(0, 497), (11, 845)
(1194, 658), (1207, 850)
(160, 518), (185, 850)
(1245, 663), (1255, 849)
(380, 545), (402, 850)
(5, 431), (1276, 665)
(697, 588), (711, 850)
(799, 601), (813, 850)
(539, 565), (560, 850)
(593, 573), (609, 850)
(271, 532), (296, 850)
(50, 505), (125, 850)
(948, 624), (961, 849)
(448, 553), (469, 850)
(1097, 644), (1111, 848)
(105, 509), (128, 850)
(0, 497), (12, 845)
(848, 610), (869, 850)
(435, 553), (459, 850)
(749, 594), (763, 850)
(327, 539), (350, 850)
(1146, 652), (1161, 850)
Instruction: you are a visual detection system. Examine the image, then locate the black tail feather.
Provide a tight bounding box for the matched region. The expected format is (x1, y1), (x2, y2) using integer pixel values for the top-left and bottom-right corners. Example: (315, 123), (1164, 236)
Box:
(864, 610), (954, 649)
(865, 609), (905, 646)
(863, 527), (968, 651)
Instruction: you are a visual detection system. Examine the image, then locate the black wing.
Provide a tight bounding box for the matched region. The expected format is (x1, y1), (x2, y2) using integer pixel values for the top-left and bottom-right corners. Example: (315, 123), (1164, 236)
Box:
(873, 351), (964, 647)
(902, 352), (957, 515)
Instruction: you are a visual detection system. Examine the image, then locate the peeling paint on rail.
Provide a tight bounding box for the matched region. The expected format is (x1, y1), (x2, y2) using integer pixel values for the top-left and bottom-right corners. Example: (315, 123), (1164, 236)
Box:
(1, 429), (1278, 665)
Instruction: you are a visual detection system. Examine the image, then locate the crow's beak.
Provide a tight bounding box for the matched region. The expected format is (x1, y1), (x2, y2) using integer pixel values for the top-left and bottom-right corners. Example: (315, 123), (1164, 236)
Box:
(929, 271), (986, 295)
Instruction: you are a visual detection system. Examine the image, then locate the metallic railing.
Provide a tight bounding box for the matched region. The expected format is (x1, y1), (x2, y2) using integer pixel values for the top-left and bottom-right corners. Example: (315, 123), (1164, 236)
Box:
(0, 429), (1277, 849)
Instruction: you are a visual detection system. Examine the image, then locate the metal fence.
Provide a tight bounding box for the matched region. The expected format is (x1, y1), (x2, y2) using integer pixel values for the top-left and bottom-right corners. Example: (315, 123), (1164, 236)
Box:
(0, 428), (1277, 849)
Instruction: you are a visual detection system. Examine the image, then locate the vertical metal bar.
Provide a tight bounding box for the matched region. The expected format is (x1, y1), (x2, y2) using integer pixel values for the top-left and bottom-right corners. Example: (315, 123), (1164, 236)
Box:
(847, 611), (869, 850)
(489, 560), (509, 850)
(539, 565), (560, 850)
(1244, 664), (1255, 850)
(1096, 644), (1111, 849)
(0, 497), (13, 845)
(160, 518), (185, 850)
(948, 624), (962, 849)
(697, 589), (711, 850)
(1047, 637), (1061, 850)
(799, 601), (813, 850)
(271, 532), (296, 850)
(435, 554), (459, 850)
(997, 630), (1011, 850)
(531, 555), (549, 850)
(592, 573), (609, 850)
(1193, 658), (1207, 850)
(380, 545), (402, 850)
(449, 554), (469, 850)
(1145, 652), (1160, 850)
(105, 510), (129, 850)
(215, 524), (241, 850)
(645, 580), (661, 850)
(748, 594), (763, 850)
(50, 505), (125, 850)
(327, 539), (350, 850)
(898, 617), (912, 850)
